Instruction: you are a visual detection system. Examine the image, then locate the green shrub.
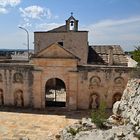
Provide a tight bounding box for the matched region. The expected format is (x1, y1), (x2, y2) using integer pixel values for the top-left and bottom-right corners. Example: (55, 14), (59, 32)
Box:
(67, 127), (80, 136)
(91, 102), (108, 129)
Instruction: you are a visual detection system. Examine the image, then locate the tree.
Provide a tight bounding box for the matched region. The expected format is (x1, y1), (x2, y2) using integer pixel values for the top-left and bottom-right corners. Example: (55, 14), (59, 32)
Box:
(132, 45), (140, 66)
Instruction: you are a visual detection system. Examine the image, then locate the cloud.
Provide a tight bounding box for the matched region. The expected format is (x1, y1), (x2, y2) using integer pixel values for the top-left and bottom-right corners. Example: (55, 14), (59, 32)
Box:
(0, 0), (21, 7)
(0, 7), (8, 14)
(81, 16), (140, 51)
(0, 0), (21, 14)
(19, 5), (52, 19)
(92, 17), (140, 28)
(36, 23), (63, 31)
(19, 5), (59, 28)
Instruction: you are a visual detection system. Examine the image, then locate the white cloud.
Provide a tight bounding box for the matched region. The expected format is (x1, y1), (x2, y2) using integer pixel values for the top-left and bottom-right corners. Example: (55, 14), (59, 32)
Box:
(36, 23), (63, 31)
(19, 5), (52, 19)
(0, 7), (8, 14)
(81, 16), (140, 51)
(0, 0), (21, 14)
(46, 8), (52, 19)
(92, 17), (140, 28)
(0, 0), (21, 7)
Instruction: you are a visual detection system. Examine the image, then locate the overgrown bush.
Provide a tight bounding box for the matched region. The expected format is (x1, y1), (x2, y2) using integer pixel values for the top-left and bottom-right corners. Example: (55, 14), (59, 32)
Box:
(91, 102), (108, 129)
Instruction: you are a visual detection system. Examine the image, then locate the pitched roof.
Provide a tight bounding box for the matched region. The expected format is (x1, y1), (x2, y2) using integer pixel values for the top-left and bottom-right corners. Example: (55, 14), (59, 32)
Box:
(67, 15), (77, 21)
(47, 25), (67, 32)
(88, 45), (128, 66)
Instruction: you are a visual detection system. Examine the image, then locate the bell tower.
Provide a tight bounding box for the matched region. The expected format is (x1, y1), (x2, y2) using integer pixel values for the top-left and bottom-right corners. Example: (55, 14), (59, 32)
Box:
(66, 12), (78, 31)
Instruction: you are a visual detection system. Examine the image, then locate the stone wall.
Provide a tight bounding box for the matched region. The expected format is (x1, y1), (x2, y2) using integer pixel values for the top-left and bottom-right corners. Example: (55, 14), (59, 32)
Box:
(0, 61), (132, 110)
(77, 66), (130, 109)
(34, 31), (88, 64)
(0, 64), (34, 107)
(31, 56), (131, 110)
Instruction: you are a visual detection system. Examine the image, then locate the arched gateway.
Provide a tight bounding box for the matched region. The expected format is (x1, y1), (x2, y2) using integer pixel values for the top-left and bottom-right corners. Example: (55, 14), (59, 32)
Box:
(45, 78), (66, 107)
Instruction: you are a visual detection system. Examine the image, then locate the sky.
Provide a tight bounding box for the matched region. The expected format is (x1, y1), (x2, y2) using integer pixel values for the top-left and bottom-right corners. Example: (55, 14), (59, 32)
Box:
(0, 0), (140, 51)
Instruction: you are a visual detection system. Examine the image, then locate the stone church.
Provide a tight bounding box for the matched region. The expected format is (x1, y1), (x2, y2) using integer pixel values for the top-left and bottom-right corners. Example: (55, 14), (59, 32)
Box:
(0, 15), (131, 110)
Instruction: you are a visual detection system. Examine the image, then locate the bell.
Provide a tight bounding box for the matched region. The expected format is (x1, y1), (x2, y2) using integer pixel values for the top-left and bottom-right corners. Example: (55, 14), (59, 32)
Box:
(70, 21), (74, 26)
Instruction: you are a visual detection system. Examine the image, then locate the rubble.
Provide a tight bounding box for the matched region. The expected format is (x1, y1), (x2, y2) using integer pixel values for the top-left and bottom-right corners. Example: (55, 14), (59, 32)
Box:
(59, 79), (140, 140)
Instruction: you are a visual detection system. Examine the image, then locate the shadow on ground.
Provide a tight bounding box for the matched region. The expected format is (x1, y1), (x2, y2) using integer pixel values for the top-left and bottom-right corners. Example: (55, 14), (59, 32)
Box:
(0, 106), (92, 120)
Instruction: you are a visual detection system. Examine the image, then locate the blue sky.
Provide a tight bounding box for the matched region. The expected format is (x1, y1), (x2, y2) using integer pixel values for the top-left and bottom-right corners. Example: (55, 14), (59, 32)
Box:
(0, 0), (140, 51)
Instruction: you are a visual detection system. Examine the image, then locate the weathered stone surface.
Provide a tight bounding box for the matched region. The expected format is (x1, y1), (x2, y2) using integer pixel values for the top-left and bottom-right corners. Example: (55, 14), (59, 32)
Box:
(112, 101), (121, 115)
(60, 78), (140, 140)
(117, 79), (140, 126)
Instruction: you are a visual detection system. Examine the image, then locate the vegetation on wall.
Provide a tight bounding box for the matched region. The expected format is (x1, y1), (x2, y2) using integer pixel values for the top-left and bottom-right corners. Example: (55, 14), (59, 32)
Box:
(91, 102), (108, 129)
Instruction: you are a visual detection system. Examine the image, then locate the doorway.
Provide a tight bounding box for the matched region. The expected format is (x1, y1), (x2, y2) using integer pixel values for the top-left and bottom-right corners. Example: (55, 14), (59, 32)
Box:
(45, 78), (66, 107)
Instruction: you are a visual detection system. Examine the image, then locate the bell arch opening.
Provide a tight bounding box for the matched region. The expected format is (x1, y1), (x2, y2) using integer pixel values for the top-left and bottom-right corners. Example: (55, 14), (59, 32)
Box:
(45, 78), (66, 107)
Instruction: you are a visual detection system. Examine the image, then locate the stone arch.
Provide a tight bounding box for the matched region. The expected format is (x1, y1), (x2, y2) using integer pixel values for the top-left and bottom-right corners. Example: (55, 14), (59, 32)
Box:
(14, 90), (24, 107)
(89, 76), (101, 86)
(13, 73), (23, 83)
(114, 77), (124, 86)
(0, 89), (4, 105)
(89, 93), (100, 109)
(45, 78), (66, 107)
(112, 92), (122, 106)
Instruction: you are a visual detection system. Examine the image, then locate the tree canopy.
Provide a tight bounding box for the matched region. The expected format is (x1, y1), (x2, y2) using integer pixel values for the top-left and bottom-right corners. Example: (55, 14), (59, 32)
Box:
(132, 46), (140, 66)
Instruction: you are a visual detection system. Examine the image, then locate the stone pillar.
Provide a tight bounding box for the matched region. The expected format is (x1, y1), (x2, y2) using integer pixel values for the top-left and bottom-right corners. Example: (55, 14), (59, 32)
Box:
(32, 70), (43, 109)
(68, 72), (78, 110)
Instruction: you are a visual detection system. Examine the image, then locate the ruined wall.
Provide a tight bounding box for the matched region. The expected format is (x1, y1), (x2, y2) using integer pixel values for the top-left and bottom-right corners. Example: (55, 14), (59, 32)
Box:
(34, 32), (88, 64)
(0, 64), (34, 108)
(77, 66), (131, 109)
(0, 61), (132, 110)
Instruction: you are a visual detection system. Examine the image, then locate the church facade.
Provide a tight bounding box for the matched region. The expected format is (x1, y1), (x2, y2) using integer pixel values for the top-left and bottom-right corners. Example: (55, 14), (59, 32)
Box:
(0, 15), (132, 110)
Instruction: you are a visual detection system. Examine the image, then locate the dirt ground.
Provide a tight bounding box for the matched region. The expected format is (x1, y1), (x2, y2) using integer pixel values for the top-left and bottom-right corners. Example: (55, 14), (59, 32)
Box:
(0, 107), (90, 140)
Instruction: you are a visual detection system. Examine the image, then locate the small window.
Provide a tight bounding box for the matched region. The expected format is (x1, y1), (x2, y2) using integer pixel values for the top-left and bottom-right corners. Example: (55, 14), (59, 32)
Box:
(58, 42), (63, 46)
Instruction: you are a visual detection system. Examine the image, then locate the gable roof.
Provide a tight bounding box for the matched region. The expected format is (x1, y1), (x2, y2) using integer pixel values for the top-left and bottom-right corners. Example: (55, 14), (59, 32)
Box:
(36, 43), (80, 60)
(88, 45), (128, 66)
(67, 15), (77, 21)
(47, 25), (67, 33)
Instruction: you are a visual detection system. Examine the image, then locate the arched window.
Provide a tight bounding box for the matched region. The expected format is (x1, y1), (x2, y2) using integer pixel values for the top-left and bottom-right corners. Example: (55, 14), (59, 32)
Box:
(13, 73), (23, 83)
